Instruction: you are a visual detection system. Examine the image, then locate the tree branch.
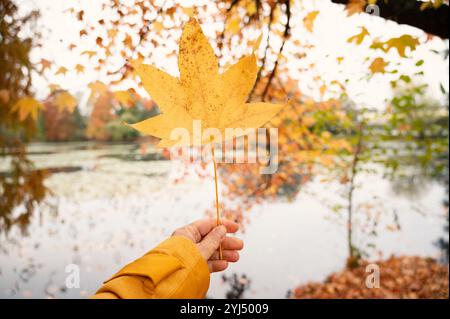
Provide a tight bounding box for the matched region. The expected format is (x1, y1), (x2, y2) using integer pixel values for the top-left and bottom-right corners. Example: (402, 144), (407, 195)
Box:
(248, 4), (276, 101)
(261, 0), (291, 101)
(331, 0), (449, 39)
(217, 0), (240, 58)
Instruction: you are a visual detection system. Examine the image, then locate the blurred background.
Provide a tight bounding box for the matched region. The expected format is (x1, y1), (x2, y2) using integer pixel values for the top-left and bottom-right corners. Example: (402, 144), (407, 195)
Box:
(0, 0), (448, 299)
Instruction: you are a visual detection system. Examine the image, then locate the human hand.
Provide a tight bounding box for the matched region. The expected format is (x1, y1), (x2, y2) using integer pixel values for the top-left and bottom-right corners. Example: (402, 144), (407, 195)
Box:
(172, 218), (244, 273)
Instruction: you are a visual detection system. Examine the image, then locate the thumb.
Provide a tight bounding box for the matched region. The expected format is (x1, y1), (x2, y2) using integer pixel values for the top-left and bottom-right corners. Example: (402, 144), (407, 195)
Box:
(197, 225), (226, 260)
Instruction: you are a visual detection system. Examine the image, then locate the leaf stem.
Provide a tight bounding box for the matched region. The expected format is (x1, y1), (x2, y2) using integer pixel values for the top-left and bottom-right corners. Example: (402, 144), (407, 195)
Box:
(211, 143), (223, 260)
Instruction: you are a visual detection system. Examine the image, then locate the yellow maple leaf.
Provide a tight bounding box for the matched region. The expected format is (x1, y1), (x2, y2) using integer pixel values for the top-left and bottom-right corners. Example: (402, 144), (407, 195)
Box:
(127, 18), (284, 147)
(40, 59), (52, 71)
(114, 90), (133, 107)
(347, 27), (370, 45)
(420, 0), (445, 10)
(319, 84), (327, 96)
(81, 50), (97, 59)
(75, 64), (85, 74)
(251, 34), (263, 53)
(384, 35), (420, 57)
(369, 39), (386, 51)
(331, 80), (345, 91)
(303, 11), (319, 33)
(226, 17), (241, 35)
(181, 7), (195, 17)
(123, 34), (133, 48)
(48, 83), (61, 92)
(11, 97), (43, 121)
(55, 66), (68, 76)
(369, 57), (388, 73)
(108, 29), (118, 39)
(246, 1), (257, 15)
(55, 91), (77, 113)
(88, 81), (108, 103)
(153, 21), (164, 33)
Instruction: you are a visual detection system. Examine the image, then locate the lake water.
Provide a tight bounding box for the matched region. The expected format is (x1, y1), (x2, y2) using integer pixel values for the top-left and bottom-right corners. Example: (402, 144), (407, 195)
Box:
(0, 142), (447, 298)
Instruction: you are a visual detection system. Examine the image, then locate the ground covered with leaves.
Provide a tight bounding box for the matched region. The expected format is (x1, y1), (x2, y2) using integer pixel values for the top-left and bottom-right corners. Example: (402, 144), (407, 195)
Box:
(293, 256), (449, 299)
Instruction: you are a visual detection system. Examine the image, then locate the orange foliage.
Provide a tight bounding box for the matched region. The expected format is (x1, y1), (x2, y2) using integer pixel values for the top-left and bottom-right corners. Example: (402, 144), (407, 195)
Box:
(292, 256), (449, 299)
(42, 99), (78, 142)
(86, 92), (115, 141)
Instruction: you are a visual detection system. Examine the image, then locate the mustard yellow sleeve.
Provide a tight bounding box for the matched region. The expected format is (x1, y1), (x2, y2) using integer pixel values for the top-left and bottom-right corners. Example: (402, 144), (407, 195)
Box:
(92, 235), (210, 299)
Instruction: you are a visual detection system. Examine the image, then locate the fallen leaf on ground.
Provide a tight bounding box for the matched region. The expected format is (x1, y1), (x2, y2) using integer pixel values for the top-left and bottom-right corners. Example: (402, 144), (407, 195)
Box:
(292, 256), (449, 299)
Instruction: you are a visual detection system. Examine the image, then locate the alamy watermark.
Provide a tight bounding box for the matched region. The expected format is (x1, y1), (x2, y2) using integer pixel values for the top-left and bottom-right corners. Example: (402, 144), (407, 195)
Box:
(65, 263), (80, 289)
(365, 263), (380, 289)
(165, 120), (279, 174)
(365, 4), (380, 16)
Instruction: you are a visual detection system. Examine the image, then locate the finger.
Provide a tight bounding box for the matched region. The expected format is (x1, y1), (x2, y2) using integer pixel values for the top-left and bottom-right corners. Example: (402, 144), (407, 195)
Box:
(221, 237), (244, 250)
(190, 218), (239, 237)
(209, 250), (240, 262)
(197, 225), (227, 259)
(208, 260), (228, 273)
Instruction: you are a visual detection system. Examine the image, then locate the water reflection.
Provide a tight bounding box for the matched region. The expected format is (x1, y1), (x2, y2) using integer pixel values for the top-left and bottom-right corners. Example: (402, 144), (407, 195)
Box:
(387, 150), (449, 265)
(435, 166), (449, 264)
(221, 273), (251, 299)
(0, 154), (48, 235)
(389, 173), (433, 199)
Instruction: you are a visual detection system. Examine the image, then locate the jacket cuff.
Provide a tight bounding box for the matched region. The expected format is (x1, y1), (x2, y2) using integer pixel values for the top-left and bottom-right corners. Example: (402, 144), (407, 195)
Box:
(103, 235), (210, 298)
(149, 235), (210, 297)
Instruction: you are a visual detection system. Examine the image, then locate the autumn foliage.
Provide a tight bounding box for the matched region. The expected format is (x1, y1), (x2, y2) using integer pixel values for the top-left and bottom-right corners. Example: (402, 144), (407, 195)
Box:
(86, 92), (115, 141)
(1, 0), (448, 298)
(292, 256), (449, 299)
(42, 97), (79, 142)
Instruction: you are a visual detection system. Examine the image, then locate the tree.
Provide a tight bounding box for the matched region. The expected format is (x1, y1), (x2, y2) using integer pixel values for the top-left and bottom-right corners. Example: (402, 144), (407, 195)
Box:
(86, 91), (115, 141)
(0, 0), (47, 234)
(42, 92), (80, 142)
(106, 100), (155, 142)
